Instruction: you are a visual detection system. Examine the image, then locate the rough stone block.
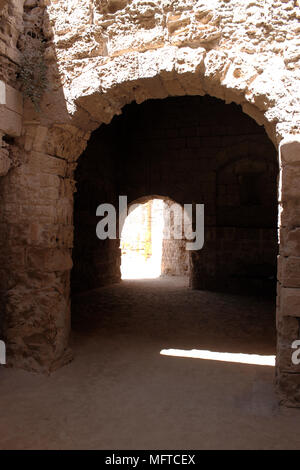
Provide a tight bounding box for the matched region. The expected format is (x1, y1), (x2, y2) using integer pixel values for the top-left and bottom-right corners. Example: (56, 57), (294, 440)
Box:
(0, 106), (22, 136)
(27, 248), (73, 272)
(280, 200), (300, 228)
(44, 249), (73, 272)
(30, 151), (67, 176)
(280, 138), (300, 165)
(277, 315), (299, 339)
(281, 165), (300, 202)
(0, 81), (23, 115)
(282, 257), (300, 288)
(5, 83), (23, 115)
(276, 341), (300, 374)
(0, 147), (11, 176)
(277, 373), (300, 407)
(280, 228), (300, 256)
(280, 287), (300, 317)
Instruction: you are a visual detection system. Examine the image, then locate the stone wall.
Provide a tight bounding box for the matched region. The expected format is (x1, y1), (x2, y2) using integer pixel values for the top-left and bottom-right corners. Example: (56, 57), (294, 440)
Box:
(161, 199), (190, 277)
(72, 123), (121, 293)
(0, 0), (24, 174)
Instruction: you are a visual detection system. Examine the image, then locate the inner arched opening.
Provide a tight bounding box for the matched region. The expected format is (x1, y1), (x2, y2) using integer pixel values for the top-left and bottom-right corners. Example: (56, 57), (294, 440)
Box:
(120, 196), (191, 280)
(71, 95), (278, 367)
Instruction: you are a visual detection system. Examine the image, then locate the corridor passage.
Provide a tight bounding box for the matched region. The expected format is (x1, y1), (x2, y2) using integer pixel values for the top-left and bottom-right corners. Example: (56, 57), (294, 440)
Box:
(1, 277), (300, 450)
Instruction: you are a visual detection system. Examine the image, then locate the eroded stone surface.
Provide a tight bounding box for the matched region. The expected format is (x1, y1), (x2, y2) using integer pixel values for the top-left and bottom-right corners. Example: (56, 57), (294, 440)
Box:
(40, 0), (300, 143)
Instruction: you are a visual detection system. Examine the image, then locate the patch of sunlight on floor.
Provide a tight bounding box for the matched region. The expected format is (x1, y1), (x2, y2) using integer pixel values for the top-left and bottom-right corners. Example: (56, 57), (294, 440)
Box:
(160, 349), (276, 366)
(121, 199), (164, 280)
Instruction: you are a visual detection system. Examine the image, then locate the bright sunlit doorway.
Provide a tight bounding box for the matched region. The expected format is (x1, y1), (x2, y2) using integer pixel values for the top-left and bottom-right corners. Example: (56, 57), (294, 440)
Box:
(120, 197), (191, 280)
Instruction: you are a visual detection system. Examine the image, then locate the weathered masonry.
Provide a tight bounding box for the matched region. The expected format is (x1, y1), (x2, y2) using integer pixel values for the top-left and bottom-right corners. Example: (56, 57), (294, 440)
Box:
(0, 0), (299, 406)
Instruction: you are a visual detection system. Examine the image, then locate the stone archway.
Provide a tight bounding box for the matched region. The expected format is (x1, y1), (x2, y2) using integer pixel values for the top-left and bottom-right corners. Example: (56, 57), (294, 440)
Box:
(0, 0), (299, 406)
(0, 72), (296, 400)
(72, 94), (279, 291)
(119, 195), (191, 280)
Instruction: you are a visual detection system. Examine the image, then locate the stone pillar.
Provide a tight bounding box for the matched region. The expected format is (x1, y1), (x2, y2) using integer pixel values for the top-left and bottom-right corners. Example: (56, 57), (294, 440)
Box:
(0, 123), (89, 372)
(277, 138), (300, 406)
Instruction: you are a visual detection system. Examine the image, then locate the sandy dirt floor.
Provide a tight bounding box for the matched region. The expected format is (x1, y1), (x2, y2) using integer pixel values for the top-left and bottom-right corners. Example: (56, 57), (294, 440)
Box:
(1, 276), (300, 450)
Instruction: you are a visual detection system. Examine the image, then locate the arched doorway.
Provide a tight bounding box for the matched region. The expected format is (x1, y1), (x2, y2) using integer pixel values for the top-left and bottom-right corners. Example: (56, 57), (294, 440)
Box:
(120, 196), (191, 280)
(71, 95), (278, 373)
(72, 95), (278, 299)
(70, 92), (279, 437)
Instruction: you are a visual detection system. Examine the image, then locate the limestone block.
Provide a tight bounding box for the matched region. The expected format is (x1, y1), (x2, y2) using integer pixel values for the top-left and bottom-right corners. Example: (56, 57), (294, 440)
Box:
(27, 223), (59, 248)
(32, 125), (89, 161)
(24, 0), (38, 7)
(276, 342), (300, 375)
(280, 200), (300, 228)
(44, 249), (73, 272)
(281, 165), (300, 202)
(280, 228), (300, 257)
(38, 187), (60, 202)
(280, 287), (300, 317)
(0, 147), (11, 176)
(280, 138), (300, 165)
(5, 83), (23, 115)
(27, 247), (73, 272)
(277, 373), (300, 407)
(277, 315), (299, 340)
(4, 282), (72, 373)
(38, 173), (61, 189)
(2, 246), (25, 269)
(281, 257), (300, 288)
(30, 151), (67, 177)
(0, 81), (23, 115)
(0, 106), (22, 137)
